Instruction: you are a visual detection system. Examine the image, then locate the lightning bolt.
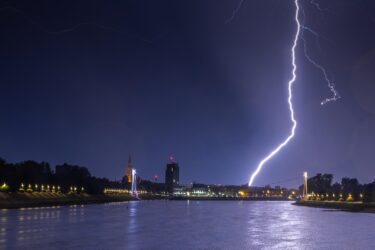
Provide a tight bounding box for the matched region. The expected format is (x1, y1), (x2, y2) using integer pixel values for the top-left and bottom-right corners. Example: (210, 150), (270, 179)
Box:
(300, 3), (340, 105)
(248, 0), (300, 187)
(248, 0), (340, 186)
(225, 0), (245, 24)
(310, 0), (326, 12)
(300, 27), (340, 105)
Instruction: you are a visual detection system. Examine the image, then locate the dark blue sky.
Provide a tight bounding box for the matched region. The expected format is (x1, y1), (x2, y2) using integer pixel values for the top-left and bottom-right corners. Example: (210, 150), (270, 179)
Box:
(0, 0), (374, 187)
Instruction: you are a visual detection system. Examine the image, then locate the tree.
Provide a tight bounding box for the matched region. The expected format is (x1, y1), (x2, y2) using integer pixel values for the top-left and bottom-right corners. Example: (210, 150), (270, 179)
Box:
(307, 173), (333, 197)
(331, 182), (341, 200)
(363, 181), (375, 203)
(341, 178), (362, 201)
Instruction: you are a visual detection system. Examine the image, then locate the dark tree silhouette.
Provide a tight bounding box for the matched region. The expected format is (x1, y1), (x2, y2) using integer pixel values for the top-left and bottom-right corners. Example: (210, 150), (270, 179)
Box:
(341, 178), (362, 200)
(306, 173), (333, 196)
(297, 173), (372, 202)
(0, 157), (123, 194)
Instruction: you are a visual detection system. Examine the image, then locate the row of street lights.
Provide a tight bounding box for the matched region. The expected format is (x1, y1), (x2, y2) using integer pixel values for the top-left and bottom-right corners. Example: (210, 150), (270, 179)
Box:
(18, 183), (84, 193)
(19, 183), (60, 192)
(308, 192), (363, 201)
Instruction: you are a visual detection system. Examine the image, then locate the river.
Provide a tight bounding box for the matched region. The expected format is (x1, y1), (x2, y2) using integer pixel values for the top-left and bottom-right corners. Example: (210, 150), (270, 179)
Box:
(0, 200), (374, 249)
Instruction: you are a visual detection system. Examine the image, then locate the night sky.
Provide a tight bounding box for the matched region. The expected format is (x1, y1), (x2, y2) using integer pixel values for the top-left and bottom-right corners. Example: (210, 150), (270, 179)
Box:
(0, 0), (374, 187)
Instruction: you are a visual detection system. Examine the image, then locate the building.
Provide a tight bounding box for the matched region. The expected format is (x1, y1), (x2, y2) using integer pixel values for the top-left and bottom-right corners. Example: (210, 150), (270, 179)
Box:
(165, 155), (179, 193)
(125, 155), (133, 183)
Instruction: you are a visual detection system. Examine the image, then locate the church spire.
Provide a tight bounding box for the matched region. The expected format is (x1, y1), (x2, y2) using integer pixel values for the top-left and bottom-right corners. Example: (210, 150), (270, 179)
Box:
(125, 154), (133, 183)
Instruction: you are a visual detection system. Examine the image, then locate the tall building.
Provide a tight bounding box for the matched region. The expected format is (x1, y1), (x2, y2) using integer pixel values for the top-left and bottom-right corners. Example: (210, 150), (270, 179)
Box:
(125, 155), (133, 183)
(165, 155), (179, 193)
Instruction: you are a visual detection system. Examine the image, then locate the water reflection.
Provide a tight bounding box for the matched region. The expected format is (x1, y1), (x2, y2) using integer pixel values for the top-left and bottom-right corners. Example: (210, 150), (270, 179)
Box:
(1, 201), (375, 249)
(0, 212), (7, 246)
(127, 201), (139, 231)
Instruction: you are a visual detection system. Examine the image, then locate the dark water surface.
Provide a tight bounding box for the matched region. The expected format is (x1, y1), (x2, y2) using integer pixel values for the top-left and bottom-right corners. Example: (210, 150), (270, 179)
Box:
(1, 201), (374, 249)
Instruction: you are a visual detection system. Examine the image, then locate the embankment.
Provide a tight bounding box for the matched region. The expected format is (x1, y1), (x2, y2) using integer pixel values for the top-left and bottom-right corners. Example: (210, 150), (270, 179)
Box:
(170, 196), (290, 201)
(0, 192), (136, 209)
(294, 200), (375, 213)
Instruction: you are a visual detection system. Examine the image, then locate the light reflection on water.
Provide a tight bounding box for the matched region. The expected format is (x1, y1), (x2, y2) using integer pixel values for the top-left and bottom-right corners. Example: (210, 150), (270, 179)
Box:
(0, 201), (374, 249)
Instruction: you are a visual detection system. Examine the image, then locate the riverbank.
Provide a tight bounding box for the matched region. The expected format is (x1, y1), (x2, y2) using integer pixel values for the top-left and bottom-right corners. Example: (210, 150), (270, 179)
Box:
(0, 193), (294, 209)
(0, 192), (137, 209)
(170, 196), (290, 201)
(294, 200), (375, 213)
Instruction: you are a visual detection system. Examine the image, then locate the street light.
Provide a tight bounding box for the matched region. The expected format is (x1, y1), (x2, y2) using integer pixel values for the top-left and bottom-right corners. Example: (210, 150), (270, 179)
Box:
(19, 183), (25, 192)
(303, 172), (308, 200)
(0, 183), (9, 192)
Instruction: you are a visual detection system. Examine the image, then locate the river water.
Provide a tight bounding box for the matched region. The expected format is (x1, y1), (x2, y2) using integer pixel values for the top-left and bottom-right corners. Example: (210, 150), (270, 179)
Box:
(0, 200), (374, 249)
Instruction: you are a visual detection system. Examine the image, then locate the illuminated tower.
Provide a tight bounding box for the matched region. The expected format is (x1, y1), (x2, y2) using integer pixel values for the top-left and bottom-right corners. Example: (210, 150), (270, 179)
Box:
(131, 169), (138, 198)
(303, 171), (308, 200)
(125, 155), (133, 184)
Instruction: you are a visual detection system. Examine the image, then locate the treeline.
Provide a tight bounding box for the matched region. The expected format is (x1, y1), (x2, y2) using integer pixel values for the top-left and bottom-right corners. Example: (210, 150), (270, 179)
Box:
(0, 158), (123, 194)
(299, 173), (375, 202)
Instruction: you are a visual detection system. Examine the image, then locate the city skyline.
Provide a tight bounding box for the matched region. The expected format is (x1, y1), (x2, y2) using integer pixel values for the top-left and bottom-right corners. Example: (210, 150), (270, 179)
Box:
(0, 0), (375, 187)
(1, 2), (375, 249)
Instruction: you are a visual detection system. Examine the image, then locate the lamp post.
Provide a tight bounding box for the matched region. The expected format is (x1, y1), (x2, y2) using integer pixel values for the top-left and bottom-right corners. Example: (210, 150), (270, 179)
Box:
(303, 172), (308, 201)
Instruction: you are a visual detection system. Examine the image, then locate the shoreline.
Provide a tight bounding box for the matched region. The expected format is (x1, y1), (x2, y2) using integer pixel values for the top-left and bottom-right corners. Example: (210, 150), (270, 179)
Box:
(169, 196), (290, 201)
(0, 193), (293, 209)
(293, 200), (375, 213)
(0, 193), (138, 209)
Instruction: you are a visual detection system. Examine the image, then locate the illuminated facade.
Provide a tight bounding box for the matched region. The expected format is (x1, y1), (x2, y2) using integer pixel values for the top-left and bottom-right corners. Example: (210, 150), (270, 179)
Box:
(171, 184), (296, 199)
